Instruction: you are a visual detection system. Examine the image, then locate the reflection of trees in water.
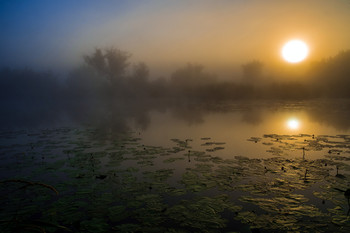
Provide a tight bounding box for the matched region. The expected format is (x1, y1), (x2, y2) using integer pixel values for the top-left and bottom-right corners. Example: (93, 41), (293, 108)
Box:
(3, 97), (350, 133)
(238, 101), (350, 131)
(241, 108), (263, 125)
(168, 100), (350, 131)
(72, 100), (153, 141)
(0, 100), (64, 130)
(72, 100), (350, 133)
(1, 47), (350, 131)
(2, 90), (350, 135)
(170, 104), (205, 126)
(84, 100), (171, 141)
(306, 101), (350, 131)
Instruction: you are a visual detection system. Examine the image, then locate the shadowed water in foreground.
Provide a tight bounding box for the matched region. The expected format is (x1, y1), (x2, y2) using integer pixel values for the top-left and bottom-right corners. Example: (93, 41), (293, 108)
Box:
(1, 100), (350, 232)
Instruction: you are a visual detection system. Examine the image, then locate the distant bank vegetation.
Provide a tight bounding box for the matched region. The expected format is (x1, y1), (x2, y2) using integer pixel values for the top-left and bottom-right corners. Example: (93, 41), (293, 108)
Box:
(1, 48), (350, 104)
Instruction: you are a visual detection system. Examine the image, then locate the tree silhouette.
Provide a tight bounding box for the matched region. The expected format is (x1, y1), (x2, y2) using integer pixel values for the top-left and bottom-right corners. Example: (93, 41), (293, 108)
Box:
(83, 48), (105, 74)
(126, 62), (150, 97)
(130, 62), (149, 84)
(308, 50), (350, 97)
(171, 64), (215, 88)
(104, 48), (130, 83)
(170, 64), (216, 99)
(241, 60), (264, 84)
(83, 48), (130, 85)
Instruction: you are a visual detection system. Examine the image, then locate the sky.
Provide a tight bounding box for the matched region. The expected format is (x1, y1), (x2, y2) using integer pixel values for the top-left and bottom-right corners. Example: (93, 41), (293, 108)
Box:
(1, 0), (350, 78)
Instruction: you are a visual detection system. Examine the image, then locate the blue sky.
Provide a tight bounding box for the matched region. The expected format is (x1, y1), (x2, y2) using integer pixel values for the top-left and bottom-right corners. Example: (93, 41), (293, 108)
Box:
(1, 0), (350, 77)
(0, 0), (137, 70)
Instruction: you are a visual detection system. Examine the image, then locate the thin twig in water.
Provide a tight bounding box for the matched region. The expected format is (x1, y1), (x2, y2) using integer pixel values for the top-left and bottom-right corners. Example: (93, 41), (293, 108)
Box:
(0, 179), (58, 195)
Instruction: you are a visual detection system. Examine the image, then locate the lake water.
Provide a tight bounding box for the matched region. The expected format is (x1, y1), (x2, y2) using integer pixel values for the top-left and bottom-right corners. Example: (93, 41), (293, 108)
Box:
(131, 100), (350, 159)
(1, 99), (350, 232)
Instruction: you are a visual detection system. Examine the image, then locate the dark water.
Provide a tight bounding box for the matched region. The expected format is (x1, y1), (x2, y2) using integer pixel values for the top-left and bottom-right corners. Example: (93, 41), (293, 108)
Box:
(1, 100), (350, 232)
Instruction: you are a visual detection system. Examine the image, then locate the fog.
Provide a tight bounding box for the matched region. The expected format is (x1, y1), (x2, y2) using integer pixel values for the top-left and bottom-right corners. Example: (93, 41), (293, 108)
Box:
(1, 1), (350, 77)
(1, 47), (350, 130)
(3, 3), (350, 232)
(1, 1), (350, 130)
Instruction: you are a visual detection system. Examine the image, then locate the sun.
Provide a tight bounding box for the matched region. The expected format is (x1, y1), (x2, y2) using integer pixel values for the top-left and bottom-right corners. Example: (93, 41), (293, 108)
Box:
(281, 40), (309, 63)
(287, 118), (300, 130)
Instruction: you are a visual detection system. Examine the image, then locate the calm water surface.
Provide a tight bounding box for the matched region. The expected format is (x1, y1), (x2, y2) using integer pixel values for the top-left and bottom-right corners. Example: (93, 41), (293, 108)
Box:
(130, 100), (350, 159)
(1, 99), (350, 232)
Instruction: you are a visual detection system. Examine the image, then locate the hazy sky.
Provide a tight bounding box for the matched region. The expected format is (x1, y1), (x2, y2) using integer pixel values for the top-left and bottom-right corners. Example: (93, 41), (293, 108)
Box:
(1, 0), (350, 77)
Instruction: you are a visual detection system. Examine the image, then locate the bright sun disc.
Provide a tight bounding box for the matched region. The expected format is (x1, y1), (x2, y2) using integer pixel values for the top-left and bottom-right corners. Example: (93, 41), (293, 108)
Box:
(282, 40), (309, 63)
(287, 119), (299, 130)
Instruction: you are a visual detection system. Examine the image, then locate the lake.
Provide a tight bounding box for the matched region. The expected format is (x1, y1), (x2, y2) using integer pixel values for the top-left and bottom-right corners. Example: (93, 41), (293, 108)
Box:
(1, 99), (350, 232)
(133, 100), (350, 158)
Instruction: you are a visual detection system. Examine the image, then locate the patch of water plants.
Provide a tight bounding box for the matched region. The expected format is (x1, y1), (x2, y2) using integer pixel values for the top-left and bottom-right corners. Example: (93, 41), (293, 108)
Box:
(0, 129), (350, 232)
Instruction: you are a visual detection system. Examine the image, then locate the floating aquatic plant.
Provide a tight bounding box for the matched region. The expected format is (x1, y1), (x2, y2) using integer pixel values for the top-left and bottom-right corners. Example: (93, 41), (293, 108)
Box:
(1, 129), (350, 232)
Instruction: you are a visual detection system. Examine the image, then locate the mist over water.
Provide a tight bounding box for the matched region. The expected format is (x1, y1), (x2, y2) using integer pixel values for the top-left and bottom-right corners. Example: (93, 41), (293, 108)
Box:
(1, 47), (350, 166)
(2, 51), (350, 161)
(2, 1), (350, 232)
(3, 49), (350, 163)
(1, 48), (350, 130)
(1, 46), (350, 233)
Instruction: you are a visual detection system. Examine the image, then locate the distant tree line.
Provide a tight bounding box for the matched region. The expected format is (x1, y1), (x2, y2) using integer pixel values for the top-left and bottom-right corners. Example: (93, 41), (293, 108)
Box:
(1, 48), (350, 108)
(307, 50), (350, 97)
